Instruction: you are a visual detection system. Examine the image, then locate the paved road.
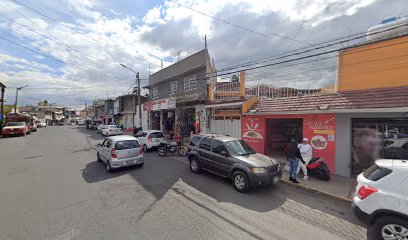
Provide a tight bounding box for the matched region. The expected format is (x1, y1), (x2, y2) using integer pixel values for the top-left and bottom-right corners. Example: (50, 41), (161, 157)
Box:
(0, 126), (367, 240)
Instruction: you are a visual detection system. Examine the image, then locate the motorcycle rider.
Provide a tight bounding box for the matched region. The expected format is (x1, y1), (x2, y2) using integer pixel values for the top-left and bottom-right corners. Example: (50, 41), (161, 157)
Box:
(298, 138), (313, 180)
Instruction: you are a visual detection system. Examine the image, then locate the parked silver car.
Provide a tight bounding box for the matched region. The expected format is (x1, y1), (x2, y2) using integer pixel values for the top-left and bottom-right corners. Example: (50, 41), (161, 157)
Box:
(96, 135), (144, 172)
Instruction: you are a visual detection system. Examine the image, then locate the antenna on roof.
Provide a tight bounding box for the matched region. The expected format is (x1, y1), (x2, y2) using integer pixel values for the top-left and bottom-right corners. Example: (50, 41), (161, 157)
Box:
(204, 34), (207, 49)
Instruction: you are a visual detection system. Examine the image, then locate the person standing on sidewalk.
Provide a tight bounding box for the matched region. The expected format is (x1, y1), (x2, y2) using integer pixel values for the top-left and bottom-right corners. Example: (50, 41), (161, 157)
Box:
(286, 139), (305, 184)
(298, 138), (313, 180)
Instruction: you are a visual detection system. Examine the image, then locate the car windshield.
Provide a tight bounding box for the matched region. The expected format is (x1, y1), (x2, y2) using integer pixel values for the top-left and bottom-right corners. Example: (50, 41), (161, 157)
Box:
(150, 132), (163, 138)
(115, 140), (140, 150)
(6, 122), (25, 126)
(225, 140), (256, 156)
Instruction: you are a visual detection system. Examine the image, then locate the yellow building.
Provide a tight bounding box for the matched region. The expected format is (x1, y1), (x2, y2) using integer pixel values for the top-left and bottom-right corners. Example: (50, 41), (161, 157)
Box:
(338, 34), (408, 92)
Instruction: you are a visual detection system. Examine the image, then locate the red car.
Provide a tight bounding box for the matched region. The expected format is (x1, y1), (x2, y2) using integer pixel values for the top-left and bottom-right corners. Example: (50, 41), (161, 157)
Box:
(2, 122), (29, 137)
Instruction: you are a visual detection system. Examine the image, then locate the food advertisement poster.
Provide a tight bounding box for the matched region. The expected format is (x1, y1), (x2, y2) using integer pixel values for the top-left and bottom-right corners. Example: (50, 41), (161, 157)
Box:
(242, 116), (266, 153)
(303, 114), (336, 172)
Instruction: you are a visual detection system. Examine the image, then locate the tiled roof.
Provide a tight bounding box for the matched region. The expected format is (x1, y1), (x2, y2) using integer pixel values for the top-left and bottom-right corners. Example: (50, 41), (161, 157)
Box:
(250, 86), (408, 113)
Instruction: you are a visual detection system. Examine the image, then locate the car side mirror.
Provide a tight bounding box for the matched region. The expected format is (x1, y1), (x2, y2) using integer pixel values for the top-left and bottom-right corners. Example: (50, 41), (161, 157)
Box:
(220, 150), (229, 157)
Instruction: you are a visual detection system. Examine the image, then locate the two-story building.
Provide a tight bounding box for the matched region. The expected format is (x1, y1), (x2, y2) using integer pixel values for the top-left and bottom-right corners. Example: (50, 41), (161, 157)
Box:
(146, 48), (216, 140)
(243, 19), (408, 177)
(118, 94), (148, 131)
(104, 98), (115, 124)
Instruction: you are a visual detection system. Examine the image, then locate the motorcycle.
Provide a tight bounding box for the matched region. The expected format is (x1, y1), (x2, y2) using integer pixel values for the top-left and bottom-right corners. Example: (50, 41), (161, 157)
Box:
(306, 157), (330, 181)
(158, 141), (186, 156)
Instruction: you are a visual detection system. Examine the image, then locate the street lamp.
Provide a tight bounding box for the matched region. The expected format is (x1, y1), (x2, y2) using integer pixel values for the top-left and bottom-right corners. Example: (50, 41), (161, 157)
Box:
(120, 64), (141, 129)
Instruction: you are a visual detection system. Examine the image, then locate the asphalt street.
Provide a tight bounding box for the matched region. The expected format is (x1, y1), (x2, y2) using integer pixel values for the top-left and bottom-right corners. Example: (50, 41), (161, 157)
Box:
(0, 126), (367, 240)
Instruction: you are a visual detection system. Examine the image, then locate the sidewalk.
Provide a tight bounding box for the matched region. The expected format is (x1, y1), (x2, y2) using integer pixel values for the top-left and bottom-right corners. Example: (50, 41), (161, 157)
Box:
(280, 169), (357, 203)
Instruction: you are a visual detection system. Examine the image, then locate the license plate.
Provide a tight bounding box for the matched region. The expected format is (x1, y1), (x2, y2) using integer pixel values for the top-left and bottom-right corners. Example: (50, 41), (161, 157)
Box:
(273, 176), (280, 183)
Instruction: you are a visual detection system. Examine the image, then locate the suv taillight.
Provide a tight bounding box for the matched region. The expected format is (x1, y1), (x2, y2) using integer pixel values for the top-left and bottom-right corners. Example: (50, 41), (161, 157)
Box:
(140, 147), (143, 154)
(147, 136), (152, 142)
(111, 149), (117, 158)
(357, 186), (377, 200)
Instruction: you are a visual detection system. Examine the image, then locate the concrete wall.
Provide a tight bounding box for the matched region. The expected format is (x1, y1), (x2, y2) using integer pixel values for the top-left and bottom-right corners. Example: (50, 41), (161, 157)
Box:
(335, 112), (407, 177)
(149, 49), (208, 85)
(151, 67), (207, 100)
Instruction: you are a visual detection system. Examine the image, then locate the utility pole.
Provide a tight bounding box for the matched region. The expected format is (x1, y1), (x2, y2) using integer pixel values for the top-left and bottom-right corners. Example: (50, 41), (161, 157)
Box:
(136, 72), (141, 129)
(0, 82), (6, 125)
(120, 64), (143, 130)
(14, 86), (25, 113)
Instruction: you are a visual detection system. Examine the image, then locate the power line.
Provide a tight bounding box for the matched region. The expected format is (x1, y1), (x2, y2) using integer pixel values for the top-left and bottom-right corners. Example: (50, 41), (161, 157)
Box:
(0, 13), (130, 71)
(215, 21), (408, 73)
(167, 0), (312, 46)
(0, 34), (134, 82)
(11, 0), (162, 67)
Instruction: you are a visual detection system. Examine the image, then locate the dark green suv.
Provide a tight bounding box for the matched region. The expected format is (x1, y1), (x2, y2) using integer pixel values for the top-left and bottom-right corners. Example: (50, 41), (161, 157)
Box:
(188, 135), (282, 192)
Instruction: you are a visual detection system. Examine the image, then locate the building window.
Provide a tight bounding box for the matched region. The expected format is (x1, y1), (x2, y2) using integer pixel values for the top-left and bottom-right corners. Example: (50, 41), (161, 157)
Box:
(169, 81), (177, 97)
(151, 87), (158, 99)
(184, 74), (197, 91)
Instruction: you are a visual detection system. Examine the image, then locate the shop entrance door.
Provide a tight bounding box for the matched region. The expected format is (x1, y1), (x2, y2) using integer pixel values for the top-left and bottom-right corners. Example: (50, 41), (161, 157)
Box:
(266, 119), (303, 162)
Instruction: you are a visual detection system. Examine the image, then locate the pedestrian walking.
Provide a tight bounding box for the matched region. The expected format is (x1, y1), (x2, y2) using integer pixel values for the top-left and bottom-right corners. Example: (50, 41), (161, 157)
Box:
(285, 139), (305, 184)
(298, 138), (313, 180)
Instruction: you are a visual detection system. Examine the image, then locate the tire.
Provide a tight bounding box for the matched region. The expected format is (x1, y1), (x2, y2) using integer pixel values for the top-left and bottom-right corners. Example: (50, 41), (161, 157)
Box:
(368, 216), (408, 240)
(232, 171), (250, 193)
(189, 157), (201, 173)
(158, 147), (167, 156)
(106, 161), (113, 172)
(143, 145), (148, 153)
(135, 162), (144, 168)
(97, 152), (101, 162)
(178, 147), (186, 156)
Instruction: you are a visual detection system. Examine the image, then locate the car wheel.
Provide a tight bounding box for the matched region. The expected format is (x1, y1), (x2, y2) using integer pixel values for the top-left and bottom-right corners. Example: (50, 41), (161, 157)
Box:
(178, 147), (186, 156)
(143, 145), (148, 153)
(368, 216), (408, 240)
(106, 161), (113, 172)
(97, 152), (101, 162)
(135, 163), (144, 168)
(158, 147), (167, 156)
(232, 171), (250, 193)
(190, 157), (201, 173)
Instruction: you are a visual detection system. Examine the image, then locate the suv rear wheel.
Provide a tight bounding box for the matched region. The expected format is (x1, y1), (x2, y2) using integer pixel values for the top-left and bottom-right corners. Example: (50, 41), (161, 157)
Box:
(232, 171), (250, 193)
(368, 215), (408, 240)
(189, 157), (200, 173)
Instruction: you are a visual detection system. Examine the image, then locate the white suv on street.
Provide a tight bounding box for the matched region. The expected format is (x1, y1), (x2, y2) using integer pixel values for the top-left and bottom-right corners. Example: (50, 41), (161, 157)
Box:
(352, 159), (408, 240)
(102, 125), (122, 136)
(134, 130), (164, 152)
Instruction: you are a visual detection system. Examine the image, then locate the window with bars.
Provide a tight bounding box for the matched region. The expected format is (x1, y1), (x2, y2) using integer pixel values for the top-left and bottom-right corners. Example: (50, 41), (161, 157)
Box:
(169, 81), (177, 97)
(184, 74), (197, 92)
(151, 87), (158, 99)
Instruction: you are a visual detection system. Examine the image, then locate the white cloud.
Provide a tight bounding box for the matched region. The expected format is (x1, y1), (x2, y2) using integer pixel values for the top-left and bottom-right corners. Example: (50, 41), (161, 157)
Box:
(0, 0), (402, 107)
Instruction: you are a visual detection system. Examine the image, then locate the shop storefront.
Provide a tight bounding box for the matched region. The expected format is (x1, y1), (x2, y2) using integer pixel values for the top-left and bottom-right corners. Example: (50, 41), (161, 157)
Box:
(144, 98), (176, 138)
(242, 114), (337, 173)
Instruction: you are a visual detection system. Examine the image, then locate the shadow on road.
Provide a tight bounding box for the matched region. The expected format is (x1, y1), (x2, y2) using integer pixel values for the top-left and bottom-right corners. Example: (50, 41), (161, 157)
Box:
(80, 138), (361, 227)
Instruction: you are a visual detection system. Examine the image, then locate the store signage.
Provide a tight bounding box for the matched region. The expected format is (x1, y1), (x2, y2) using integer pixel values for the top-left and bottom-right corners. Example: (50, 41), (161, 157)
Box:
(144, 98), (176, 111)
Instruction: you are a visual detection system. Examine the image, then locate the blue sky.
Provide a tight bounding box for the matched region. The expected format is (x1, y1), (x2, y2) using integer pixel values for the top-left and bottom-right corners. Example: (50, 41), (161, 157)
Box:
(0, 0), (407, 108)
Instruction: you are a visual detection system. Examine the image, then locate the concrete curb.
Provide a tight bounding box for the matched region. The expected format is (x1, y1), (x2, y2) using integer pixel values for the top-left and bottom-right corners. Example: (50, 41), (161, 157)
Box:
(280, 179), (353, 203)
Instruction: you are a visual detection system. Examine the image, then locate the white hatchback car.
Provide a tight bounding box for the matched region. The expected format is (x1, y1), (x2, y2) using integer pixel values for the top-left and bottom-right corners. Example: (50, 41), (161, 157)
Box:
(353, 159), (408, 240)
(102, 125), (122, 136)
(96, 135), (144, 172)
(134, 130), (164, 152)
